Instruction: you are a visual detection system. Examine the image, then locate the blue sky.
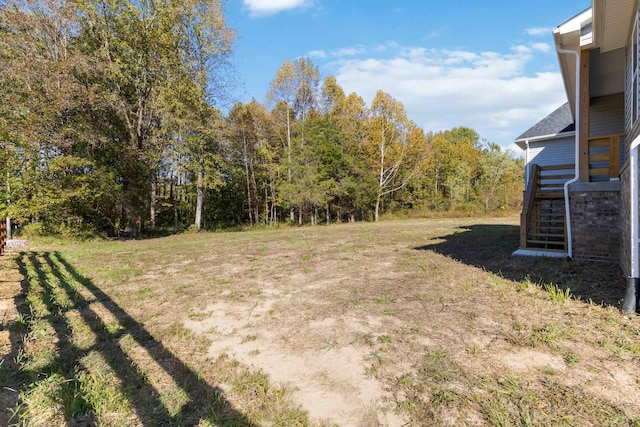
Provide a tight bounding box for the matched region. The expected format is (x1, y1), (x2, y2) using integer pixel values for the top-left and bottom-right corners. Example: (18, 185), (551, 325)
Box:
(223, 0), (590, 153)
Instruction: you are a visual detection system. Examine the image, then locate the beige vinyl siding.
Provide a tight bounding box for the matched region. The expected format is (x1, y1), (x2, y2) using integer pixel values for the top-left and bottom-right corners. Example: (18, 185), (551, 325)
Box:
(528, 137), (575, 167)
(590, 93), (625, 136)
(590, 93), (626, 167)
(625, 5), (640, 146)
(526, 136), (575, 186)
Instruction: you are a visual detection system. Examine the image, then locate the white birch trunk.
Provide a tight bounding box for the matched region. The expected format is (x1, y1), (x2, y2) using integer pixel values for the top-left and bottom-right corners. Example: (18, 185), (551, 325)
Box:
(6, 173), (11, 240)
(195, 160), (204, 231)
(287, 109), (294, 223)
(150, 175), (157, 230)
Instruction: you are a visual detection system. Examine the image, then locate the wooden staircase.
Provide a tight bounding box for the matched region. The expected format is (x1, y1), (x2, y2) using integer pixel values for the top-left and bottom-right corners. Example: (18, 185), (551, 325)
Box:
(520, 164), (573, 253)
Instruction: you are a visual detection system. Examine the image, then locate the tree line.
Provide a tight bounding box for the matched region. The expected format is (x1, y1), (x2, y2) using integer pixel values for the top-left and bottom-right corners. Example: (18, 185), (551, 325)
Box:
(0, 0), (523, 237)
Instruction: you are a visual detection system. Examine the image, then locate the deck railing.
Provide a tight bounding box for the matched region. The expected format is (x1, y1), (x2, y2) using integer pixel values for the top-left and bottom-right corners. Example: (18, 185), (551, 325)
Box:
(535, 164), (576, 196)
(520, 164), (574, 250)
(520, 164), (540, 248)
(0, 218), (6, 256)
(588, 134), (623, 181)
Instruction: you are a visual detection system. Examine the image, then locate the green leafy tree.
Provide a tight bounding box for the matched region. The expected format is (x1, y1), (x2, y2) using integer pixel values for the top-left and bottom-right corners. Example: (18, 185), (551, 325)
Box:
(477, 142), (523, 211)
(366, 90), (424, 221)
(228, 100), (282, 225)
(267, 58), (320, 222)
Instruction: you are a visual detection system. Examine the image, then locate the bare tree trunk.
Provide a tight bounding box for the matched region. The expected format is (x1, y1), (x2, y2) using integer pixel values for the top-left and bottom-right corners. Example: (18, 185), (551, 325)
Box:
(286, 110), (295, 223)
(265, 186), (269, 225)
(376, 126), (385, 223)
(243, 136), (253, 226)
(195, 159), (204, 231)
(118, 208), (127, 238)
(170, 178), (178, 234)
(270, 185), (277, 225)
(251, 162), (259, 224)
(6, 173), (11, 240)
(326, 207), (330, 225)
(150, 173), (157, 230)
(129, 216), (137, 238)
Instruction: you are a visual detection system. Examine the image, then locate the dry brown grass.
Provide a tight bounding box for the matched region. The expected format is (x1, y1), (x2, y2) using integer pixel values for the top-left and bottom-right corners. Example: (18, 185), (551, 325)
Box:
(1, 216), (639, 426)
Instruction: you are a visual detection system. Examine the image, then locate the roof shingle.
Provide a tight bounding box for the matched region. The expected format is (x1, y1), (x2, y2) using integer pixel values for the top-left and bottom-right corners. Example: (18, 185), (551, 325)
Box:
(516, 103), (575, 141)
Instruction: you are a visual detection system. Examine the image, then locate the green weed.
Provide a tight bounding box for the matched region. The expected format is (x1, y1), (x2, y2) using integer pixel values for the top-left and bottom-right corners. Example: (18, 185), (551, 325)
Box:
(532, 323), (567, 349)
(377, 335), (392, 343)
(397, 375), (414, 387)
(543, 283), (572, 302)
(375, 295), (396, 304)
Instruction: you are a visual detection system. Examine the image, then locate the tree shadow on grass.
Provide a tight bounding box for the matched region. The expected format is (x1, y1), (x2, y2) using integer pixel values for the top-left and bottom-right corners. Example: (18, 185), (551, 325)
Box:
(414, 224), (626, 308)
(1, 251), (257, 426)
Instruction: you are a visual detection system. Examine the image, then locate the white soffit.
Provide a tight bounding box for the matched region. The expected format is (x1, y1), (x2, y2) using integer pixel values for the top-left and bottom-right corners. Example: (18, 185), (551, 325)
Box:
(581, 21), (594, 46)
(594, 0), (635, 52)
(556, 8), (593, 37)
(553, 9), (592, 119)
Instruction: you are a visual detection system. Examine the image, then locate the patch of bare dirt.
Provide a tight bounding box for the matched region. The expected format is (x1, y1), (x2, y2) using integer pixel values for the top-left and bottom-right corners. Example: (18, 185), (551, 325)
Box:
(185, 297), (406, 426)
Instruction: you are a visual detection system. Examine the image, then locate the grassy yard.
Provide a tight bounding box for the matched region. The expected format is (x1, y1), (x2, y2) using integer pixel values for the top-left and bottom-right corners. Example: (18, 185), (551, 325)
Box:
(1, 216), (640, 426)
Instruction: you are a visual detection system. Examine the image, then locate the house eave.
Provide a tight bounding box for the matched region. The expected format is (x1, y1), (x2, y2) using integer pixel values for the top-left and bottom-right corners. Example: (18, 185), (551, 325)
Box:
(556, 8), (593, 36)
(593, 0), (635, 53)
(514, 131), (576, 150)
(553, 8), (593, 120)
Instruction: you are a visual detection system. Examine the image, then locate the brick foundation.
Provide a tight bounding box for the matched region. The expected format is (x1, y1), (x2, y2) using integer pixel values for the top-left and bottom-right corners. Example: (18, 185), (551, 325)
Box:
(569, 182), (621, 263)
(620, 164), (631, 275)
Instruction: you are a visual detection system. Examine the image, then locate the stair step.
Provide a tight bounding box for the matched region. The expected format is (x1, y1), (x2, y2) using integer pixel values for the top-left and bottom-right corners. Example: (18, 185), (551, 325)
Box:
(535, 192), (565, 199)
(527, 232), (565, 238)
(526, 240), (565, 246)
(531, 217), (565, 221)
(530, 227), (565, 231)
(522, 246), (567, 253)
(541, 174), (574, 180)
(529, 238), (564, 243)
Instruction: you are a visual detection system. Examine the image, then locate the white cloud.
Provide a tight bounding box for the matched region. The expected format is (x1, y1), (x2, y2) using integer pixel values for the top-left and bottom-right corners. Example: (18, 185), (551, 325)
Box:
(243, 0), (311, 17)
(375, 42), (399, 53)
(331, 46), (367, 57)
(330, 45), (566, 147)
(531, 42), (552, 53)
(308, 50), (327, 58)
(525, 27), (554, 36)
(505, 143), (525, 158)
(512, 45), (532, 54)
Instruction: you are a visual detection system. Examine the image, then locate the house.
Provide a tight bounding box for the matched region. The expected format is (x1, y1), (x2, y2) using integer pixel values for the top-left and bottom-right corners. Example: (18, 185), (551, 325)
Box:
(514, 1), (640, 312)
